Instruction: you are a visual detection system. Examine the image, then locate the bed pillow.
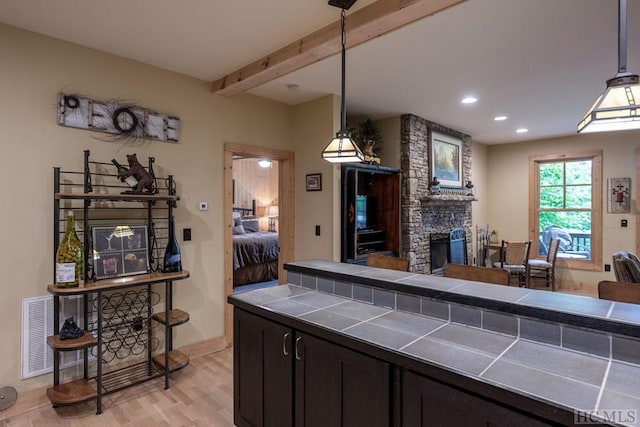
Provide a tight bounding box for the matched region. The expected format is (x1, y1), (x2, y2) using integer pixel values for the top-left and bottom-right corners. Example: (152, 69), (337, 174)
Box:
(242, 216), (260, 233)
(232, 211), (242, 227)
(232, 224), (246, 235)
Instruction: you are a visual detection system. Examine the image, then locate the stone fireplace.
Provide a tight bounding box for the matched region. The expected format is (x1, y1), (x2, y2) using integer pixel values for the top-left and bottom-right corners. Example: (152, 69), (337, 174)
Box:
(400, 114), (474, 274)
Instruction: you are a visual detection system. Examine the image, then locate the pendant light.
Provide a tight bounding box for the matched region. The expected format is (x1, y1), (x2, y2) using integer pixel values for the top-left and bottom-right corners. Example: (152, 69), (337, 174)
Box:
(322, 0), (364, 163)
(578, 0), (640, 133)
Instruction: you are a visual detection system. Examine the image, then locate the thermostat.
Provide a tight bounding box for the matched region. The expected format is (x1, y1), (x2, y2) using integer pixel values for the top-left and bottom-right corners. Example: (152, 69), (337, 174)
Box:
(199, 202), (208, 211)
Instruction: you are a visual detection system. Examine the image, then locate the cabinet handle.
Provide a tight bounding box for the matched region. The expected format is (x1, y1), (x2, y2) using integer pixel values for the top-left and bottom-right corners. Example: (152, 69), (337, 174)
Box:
(282, 332), (290, 356)
(295, 336), (303, 361)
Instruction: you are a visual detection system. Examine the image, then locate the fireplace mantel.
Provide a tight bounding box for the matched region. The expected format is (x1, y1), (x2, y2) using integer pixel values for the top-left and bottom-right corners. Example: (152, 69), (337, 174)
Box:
(422, 194), (476, 203)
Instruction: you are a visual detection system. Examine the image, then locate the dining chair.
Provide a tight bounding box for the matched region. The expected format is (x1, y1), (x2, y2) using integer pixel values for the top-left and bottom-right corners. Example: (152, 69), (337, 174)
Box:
(443, 263), (510, 285)
(527, 237), (560, 291)
(612, 251), (640, 283)
(598, 280), (640, 304)
(492, 240), (531, 287)
(366, 253), (410, 272)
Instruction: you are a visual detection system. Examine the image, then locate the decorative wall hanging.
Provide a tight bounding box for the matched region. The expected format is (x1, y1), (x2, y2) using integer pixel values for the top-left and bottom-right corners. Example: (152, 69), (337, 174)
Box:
(92, 225), (150, 279)
(306, 173), (322, 191)
(608, 177), (631, 213)
(430, 131), (462, 188)
(57, 93), (180, 143)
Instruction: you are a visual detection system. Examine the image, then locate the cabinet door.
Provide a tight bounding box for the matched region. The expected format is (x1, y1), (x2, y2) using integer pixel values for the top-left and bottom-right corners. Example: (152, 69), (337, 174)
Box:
(295, 332), (390, 427)
(234, 309), (293, 427)
(402, 370), (552, 427)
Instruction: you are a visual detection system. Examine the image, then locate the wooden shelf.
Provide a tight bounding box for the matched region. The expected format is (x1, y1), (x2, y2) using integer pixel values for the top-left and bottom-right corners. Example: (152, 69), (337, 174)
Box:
(152, 350), (189, 372)
(47, 331), (97, 351)
(47, 270), (190, 295)
(55, 192), (179, 202)
(47, 379), (96, 405)
(152, 309), (190, 327)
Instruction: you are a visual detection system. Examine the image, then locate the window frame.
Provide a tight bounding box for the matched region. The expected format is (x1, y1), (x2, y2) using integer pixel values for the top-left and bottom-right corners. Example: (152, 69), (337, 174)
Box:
(528, 151), (602, 271)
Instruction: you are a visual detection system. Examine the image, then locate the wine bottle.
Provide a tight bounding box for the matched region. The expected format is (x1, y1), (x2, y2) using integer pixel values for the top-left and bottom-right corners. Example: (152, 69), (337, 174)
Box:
(163, 216), (182, 273)
(111, 158), (138, 188)
(55, 211), (84, 287)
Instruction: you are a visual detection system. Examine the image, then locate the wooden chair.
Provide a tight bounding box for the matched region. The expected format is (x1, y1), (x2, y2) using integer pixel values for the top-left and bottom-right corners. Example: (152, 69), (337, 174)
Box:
(492, 240), (531, 287)
(598, 280), (640, 304)
(443, 263), (510, 285)
(366, 253), (409, 272)
(527, 237), (560, 291)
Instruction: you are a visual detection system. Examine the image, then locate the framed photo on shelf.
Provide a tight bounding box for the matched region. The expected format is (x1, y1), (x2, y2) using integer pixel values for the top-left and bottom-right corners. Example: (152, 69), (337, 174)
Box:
(430, 131), (463, 188)
(92, 225), (149, 279)
(306, 173), (322, 191)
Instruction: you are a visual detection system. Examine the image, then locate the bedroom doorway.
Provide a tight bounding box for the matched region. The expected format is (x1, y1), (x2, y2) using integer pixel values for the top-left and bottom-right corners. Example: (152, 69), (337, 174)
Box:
(223, 143), (295, 344)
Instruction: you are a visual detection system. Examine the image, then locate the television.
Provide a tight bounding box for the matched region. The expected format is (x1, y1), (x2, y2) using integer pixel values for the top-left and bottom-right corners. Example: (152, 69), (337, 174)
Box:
(355, 195), (377, 230)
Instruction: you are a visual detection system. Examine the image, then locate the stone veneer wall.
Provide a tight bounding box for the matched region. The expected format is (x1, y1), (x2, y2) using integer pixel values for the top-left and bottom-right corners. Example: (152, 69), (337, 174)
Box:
(400, 114), (473, 274)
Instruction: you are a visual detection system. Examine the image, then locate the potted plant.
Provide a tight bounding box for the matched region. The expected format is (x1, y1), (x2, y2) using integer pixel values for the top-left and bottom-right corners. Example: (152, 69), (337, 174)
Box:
(350, 118), (383, 161)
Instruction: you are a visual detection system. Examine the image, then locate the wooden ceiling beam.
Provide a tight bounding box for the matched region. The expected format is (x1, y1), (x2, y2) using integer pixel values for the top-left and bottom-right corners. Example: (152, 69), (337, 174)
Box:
(211, 0), (467, 96)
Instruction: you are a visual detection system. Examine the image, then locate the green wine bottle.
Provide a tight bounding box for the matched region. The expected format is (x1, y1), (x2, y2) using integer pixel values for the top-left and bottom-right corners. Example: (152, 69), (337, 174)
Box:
(55, 211), (84, 288)
(111, 158), (138, 188)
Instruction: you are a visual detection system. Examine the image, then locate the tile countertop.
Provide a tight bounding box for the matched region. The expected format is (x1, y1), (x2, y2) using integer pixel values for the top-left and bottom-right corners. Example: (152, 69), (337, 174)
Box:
(230, 284), (640, 426)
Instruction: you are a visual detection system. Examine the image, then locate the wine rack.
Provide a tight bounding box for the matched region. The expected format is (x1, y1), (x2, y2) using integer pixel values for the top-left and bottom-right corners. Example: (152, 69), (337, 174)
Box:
(46, 150), (190, 414)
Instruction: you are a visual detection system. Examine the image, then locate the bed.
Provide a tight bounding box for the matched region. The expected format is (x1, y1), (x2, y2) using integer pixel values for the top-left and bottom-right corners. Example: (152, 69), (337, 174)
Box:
(232, 201), (279, 286)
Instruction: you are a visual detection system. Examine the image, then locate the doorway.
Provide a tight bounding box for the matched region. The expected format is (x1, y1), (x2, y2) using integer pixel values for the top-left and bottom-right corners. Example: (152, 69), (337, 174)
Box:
(223, 143), (295, 345)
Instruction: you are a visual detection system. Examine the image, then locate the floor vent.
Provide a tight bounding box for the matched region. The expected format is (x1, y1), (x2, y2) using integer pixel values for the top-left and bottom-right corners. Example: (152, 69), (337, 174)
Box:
(21, 295), (94, 379)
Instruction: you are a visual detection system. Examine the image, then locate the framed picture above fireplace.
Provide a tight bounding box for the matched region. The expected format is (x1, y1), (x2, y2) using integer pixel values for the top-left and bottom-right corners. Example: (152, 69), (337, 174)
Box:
(430, 131), (463, 188)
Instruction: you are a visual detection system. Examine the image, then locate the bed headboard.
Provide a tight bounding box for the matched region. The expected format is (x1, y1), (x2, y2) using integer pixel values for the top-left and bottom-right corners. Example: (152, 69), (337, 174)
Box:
(232, 199), (256, 216)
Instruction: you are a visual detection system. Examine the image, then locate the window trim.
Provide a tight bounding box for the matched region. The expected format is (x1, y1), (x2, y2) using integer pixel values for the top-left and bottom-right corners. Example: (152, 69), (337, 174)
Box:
(528, 151), (602, 272)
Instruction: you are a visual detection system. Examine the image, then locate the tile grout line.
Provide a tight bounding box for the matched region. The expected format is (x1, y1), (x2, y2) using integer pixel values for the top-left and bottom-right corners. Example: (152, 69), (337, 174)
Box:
(478, 338), (519, 377)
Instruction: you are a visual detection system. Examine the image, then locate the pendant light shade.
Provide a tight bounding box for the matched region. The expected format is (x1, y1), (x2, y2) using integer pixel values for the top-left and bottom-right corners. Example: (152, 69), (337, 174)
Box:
(578, 0), (640, 133)
(322, 5), (364, 163)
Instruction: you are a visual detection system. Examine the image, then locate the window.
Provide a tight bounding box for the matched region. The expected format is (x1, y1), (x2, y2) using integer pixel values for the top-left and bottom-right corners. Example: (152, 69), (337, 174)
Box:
(529, 151), (602, 271)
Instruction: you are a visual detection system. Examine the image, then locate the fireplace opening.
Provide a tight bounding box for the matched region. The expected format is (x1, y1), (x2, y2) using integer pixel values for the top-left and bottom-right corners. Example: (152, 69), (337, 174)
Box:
(430, 228), (467, 274)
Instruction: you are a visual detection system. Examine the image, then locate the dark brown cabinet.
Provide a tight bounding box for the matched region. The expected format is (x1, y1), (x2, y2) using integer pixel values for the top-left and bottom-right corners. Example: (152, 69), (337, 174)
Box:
(402, 371), (553, 427)
(233, 309), (391, 427)
(341, 164), (400, 263)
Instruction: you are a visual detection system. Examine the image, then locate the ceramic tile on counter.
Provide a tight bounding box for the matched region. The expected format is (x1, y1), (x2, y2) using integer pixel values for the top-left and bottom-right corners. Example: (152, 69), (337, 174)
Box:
(482, 310), (518, 336)
(403, 337), (495, 376)
(483, 359), (600, 410)
(427, 323), (515, 357)
(518, 292), (612, 318)
(397, 274), (464, 291)
(262, 298), (318, 317)
(561, 325), (610, 358)
(290, 292), (348, 309)
(612, 335), (640, 365)
(359, 267), (415, 282)
(232, 284), (313, 306)
(500, 340), (608, 386)
(520, 317), (561, 346)
(598, 389), (640, 422)
(609, 302), (640, 324)
(324, 299), (391, 321)
(369, 310), (446, 337)
(342, 322), (417, 350)
(603, 361), (640, 399)
(452, 282), (532, 303)
(299, 310), (362, 331)
(289, 260), (368, 275)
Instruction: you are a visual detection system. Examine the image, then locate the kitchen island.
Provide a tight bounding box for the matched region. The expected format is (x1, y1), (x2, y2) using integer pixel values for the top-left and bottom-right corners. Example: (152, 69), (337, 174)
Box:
(228, 260), (640, 426)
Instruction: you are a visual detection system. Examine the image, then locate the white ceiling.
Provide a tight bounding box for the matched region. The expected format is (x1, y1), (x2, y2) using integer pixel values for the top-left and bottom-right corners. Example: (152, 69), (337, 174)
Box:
(0, 0), (638, 144)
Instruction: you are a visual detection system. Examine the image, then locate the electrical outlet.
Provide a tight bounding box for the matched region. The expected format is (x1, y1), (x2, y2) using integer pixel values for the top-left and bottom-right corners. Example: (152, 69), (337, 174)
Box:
(315, 225), (321, 236)
(183, 228), (191, 241)
(604, 264), (611, 272)
(621, 219), (628, 227)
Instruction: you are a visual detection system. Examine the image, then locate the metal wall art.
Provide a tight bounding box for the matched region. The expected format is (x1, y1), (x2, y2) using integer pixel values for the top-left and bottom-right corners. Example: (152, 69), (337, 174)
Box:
(57, 93), (180, 143)
(608, 177), (631, 213)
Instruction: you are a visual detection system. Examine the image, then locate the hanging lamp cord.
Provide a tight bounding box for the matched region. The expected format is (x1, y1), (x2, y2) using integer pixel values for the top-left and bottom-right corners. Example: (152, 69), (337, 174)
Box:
(340, 8), (347, 132)
(618, 0), (627, 74)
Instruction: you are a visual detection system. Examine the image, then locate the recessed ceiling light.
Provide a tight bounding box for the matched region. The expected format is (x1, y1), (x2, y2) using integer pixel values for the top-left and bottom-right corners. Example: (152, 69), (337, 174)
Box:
(461, 96), (478, 104)
(494, 116), (508, 121)
(258, 159), (272, 168)
(516, 128), (529, 134)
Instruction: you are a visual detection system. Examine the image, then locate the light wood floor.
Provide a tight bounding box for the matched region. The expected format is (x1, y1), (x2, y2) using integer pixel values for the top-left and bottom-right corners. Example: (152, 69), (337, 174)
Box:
(0, 347), (234, 427)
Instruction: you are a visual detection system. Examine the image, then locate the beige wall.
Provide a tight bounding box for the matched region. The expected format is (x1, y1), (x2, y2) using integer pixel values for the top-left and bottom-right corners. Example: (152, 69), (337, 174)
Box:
(0, 23), (294, 392)
(470, 141), (489, 263)
(292, 95), (342, 261)
(487, 131), (640, 289)
(376, 116), (401, 169)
